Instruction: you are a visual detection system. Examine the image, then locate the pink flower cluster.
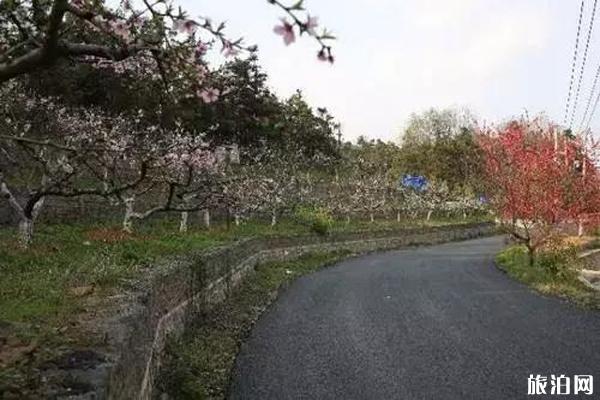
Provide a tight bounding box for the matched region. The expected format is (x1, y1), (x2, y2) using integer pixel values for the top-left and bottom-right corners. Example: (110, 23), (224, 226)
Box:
(198, 88), (220, 104)
(274, 18), (296, 45)
(273, 15), (334, 64)
(173, 19), (198, 35)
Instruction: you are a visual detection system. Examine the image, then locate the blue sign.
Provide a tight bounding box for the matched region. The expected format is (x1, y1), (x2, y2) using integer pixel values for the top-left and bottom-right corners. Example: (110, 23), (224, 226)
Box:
(401, 175), (428, 191)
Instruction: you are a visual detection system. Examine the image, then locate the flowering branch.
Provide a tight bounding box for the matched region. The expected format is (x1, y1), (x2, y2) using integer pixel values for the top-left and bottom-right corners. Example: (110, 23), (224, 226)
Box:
(0, 0), (335, 90)
(268, 0), (335, 62)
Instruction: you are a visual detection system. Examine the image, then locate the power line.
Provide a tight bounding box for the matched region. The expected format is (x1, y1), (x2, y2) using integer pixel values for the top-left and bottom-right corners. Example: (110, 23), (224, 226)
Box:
(563, 0), (585, 126)
(569, 0), (598, 128)
(578, 62), (600, 131)
(585, 77), (600, 129)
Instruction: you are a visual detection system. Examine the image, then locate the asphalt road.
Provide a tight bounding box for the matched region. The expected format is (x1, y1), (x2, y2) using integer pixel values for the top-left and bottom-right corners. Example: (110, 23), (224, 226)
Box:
(229, 236), (600, 400)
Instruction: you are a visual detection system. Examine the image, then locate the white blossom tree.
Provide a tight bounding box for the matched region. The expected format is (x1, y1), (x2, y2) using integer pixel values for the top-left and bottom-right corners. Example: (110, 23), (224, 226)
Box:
(111, 132), (221, 233)
(0, 81), (147, 245)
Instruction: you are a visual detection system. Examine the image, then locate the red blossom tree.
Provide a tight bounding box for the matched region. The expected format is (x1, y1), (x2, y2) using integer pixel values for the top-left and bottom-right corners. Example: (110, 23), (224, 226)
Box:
(478, 118), (600, 264)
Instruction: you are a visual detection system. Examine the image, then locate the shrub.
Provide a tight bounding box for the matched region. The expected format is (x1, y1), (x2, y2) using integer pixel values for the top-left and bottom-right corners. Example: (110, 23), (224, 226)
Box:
(294, 206), (333, 236)
(496, 244), (600, 310)
(536, 246), (578, 280)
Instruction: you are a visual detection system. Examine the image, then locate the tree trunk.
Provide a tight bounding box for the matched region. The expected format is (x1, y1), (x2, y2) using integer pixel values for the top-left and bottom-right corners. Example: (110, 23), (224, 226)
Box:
(102, 167), (109, 194)
(203, 209), (210, 228)
(271, 212), (277, 226)
(427, 210), (433, 221)
(179, 211), (189, 233)
(528, 249), (535, 267)
(396, 211), (401, 223)
(1, 176), (44, 246)
(179, 196), (193, 233)
(122, 215), (134, 233)
(18, 217), (34, 247)
(346, 215), (350, 225)
(526, 243), (536, 267)
(235, 214), (240, 226)
(370, 213), (374, 223)
(17, 197), (44, 247)
(122, 197), (135, 233)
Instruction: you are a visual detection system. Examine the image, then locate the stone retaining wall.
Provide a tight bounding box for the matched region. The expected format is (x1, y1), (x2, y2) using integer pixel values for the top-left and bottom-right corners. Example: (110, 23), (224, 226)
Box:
(61, 222), (496, 400)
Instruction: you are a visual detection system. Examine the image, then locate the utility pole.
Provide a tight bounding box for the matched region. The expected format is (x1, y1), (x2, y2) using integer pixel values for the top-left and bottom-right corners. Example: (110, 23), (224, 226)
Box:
(578, 132), (588, 236)
(335, 124), (342, 183)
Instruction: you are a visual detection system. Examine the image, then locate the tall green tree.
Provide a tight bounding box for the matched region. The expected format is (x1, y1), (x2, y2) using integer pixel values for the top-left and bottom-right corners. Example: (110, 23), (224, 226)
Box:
(278, 90), (339, 159)
(398, 107), (482, 194)
(197, 55), (283, 149)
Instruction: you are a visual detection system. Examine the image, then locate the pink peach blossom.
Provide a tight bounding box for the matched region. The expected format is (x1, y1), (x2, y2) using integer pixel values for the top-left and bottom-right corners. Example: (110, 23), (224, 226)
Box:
(305, 15), (318, 35)
(194, 64), (207, 83)
(195, 42), (209, 58)
(273, 18), (295, 46)
(221, 41), (239, 58)
(109, 20), (131, 41)
(199, 88), (220, 103)
(174, 19), (198, 35)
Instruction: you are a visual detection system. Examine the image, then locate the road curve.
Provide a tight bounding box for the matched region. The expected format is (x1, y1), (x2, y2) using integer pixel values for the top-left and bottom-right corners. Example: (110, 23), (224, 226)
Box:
(229, 236), (600, 400)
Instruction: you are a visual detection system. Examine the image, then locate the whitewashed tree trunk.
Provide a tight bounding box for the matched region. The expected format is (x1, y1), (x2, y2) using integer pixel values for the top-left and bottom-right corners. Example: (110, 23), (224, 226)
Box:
(179, 211), (189, 233)
(179, 195), (194, 233)
(427, 210), (433, 221)
(122, 215), (134, 233)
(0, 175), (45, 247)
(271, 212), (277, 226)
(203, 209), (210, 228)
(346, 215), (350, 225)
(370, 213), (374, 223)
(24, 196), (45, 245)
(122, 196), (136, 233)
(396, 211), (401, 223)
(235, 214), (240, 226)
(18, 217), (34, 246)
(102, 167), (109, 194)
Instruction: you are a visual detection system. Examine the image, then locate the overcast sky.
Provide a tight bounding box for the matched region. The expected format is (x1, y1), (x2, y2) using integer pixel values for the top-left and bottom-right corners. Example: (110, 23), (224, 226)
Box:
(186, 0), (597, 142)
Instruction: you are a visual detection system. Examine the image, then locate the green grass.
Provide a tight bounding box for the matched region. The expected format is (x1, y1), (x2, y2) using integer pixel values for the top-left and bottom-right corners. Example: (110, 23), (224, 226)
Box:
(496, 245), (600, 309)
(0, 216), (486, 327)
(0, 216), (485, 390)
(0, 219), (317, 324)
(156, 251), (352, 400)
(0, 219), (322, 397)
(0, 215), (487, 397)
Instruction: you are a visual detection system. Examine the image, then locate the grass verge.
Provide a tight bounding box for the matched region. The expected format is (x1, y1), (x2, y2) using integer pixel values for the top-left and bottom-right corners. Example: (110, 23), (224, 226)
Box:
(495, 245), (600, 309)
(0, 216), (487, 397)
(0, 217), (485, 327)
(155, 251), (352, 400)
